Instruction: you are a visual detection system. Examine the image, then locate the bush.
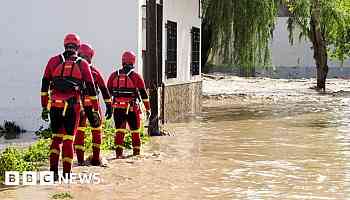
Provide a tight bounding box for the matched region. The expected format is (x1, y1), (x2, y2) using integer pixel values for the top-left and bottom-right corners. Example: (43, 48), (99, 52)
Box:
(100, 127), (117, 151)
(23, 139), (50, 163)
(0, 120), (150, 181)
(0, 139), (51, 182)
(0, 148), (36, 182)
(84, 120), (150, 152)
(35, 126), (52, 139)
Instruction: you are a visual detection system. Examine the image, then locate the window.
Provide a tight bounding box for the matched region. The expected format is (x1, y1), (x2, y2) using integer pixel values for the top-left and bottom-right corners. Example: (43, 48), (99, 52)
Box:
(166, 21), (177, 79)
(191, 27), (200, 76)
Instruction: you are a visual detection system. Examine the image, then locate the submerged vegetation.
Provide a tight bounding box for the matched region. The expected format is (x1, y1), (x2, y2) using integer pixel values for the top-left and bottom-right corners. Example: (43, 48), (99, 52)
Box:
(34, 126), (52, 139)
(0, 120), (26, 139)
(0, 120), (149, 182)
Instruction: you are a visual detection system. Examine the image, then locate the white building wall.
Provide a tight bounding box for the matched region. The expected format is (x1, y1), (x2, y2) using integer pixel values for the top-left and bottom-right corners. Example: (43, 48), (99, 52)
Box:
(0, 0), (139, 131)
(163, 0), (202, 86)
(137, 0), (145, 74)
(271, 17), (350, 68)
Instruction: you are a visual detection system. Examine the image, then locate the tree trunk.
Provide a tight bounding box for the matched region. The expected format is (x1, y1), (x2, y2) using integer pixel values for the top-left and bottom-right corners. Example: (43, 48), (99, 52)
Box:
(201, 15), (212, 73)
(310, 0), (328, 91)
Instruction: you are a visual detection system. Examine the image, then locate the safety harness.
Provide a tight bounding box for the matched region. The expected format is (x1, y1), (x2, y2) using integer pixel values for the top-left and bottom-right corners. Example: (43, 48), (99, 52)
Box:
(112, 68), (140, 114)
(49, 54), (83, 116)
(52, 54), (83, 92)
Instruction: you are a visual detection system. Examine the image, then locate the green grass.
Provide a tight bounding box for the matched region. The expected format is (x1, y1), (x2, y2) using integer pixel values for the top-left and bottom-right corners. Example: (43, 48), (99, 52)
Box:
(23, 139), (51, 163)
(35, 126), (52, 139)
(0, 148), (36, 182)
(84, 119), (149, 152)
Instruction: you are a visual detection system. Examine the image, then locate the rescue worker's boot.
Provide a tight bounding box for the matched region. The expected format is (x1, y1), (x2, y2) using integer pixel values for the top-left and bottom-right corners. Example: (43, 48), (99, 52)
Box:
(74, 127), (85, 165)
(131, 131), (141, 156)
(49, 133), (63, 181)
(115, 129), (126, 159)
(62, 135), (74, 178)
(91, 127), (102, 166)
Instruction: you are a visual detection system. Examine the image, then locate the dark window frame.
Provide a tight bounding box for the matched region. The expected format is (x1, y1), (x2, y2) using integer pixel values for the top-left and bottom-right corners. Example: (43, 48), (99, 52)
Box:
(165, 20), (177, 79)
(191, 27), (200, 76)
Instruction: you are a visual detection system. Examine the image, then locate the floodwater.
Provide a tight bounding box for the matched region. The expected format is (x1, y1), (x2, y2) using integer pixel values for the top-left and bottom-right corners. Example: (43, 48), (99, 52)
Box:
(3, 76), (350, 199)
(0, 132), (37, 151)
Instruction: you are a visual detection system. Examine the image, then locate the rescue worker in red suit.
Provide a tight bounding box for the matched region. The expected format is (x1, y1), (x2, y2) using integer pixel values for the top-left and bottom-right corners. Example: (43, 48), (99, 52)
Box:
(41, 33), (100, 178)
(107, 51), (151, 158)
(74, 43), (113, 166)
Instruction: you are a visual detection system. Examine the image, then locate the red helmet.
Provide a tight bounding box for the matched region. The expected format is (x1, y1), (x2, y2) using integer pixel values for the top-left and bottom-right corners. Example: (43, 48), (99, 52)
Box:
(78, 43), (95, 59)
(64, 33), (81, 46)
(122, 51), (136, 65)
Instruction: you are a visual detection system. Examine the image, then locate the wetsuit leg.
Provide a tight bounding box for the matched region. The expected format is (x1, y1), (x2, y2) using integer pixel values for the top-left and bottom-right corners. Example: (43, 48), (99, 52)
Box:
(74, 110), (87, 165)
(49, 108), (65, 173)
(91, 107), (103, 164)
(62, 103), (81, 175)
(113, 109), (128, 158)
(127, 111), (141, 156)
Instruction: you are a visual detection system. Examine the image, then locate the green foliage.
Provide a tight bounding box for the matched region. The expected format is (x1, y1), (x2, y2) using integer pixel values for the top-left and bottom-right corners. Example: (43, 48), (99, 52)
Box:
(285, 0), (350, 61)
(84, 120), (150, 152)
(0, 139), (49, 182)
(23, 139), (50, 163)
(202, 0), (279, 73)
(100, 127), (116, 151)
(51, 192), (73, 199)
(0, 148), (36, 182)
(203, 0), (350, 74)
(0, 120), (150, 182)
(330, 0), (350, 61)
(35, 126), (52, 139)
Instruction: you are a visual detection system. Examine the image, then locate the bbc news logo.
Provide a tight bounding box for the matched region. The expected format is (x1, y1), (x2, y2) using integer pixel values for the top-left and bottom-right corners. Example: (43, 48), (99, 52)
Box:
(5, 171), (101, 185)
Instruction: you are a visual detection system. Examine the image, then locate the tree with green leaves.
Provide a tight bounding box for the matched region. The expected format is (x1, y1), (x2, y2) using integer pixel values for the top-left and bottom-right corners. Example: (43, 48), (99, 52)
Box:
(328, 1), (350, 62)
(201, 0), (279, 76)
(202, 0), (350, 87)
(286, 0), (350, 90)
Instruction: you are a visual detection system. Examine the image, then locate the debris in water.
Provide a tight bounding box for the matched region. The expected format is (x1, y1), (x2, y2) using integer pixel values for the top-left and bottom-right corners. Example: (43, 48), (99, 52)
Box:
(160, 126), (175, 136)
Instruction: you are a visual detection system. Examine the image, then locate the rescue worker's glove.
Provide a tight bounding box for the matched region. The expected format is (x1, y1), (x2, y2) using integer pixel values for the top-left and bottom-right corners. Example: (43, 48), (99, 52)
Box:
(146, 110), (151, 120)
(105, 104), (113, 120)
(91, 111), (101, 128)
(86, 109), (101, 128)
(41, 107), (50, 122)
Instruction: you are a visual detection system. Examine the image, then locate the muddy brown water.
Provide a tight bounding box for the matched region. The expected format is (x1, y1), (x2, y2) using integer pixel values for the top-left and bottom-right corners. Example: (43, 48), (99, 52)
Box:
(2, 77), (350, 199)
